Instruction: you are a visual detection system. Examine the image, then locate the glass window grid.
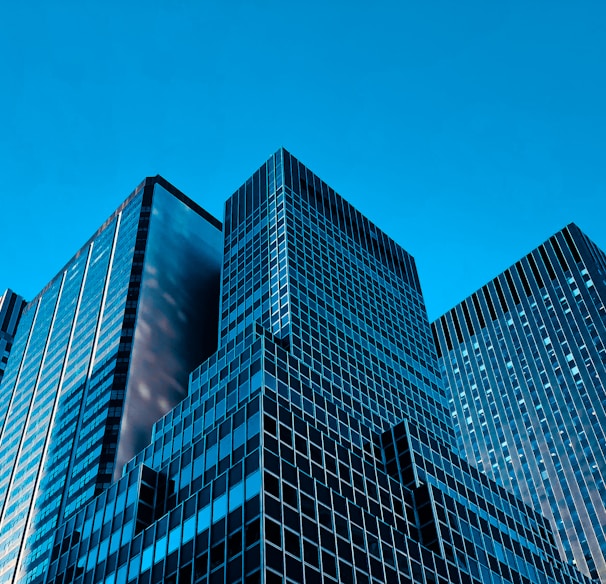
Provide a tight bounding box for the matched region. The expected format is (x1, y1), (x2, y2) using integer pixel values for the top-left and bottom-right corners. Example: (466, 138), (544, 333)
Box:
(44, 151), (593, 584)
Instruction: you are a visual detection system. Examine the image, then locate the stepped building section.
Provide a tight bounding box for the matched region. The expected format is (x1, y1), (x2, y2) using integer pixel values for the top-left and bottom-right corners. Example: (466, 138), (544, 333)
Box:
(45, 151), (591, 584)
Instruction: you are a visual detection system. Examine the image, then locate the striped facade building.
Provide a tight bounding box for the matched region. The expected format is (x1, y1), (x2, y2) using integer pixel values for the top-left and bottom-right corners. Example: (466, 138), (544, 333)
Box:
(433, 223), (606, 582)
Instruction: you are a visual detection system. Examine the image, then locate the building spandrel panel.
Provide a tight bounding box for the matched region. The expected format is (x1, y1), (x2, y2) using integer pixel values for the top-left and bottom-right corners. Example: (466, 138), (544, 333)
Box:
(19, 215), (121, 578)
(0, 275), (66, 584)
(0, 278), (63, 521)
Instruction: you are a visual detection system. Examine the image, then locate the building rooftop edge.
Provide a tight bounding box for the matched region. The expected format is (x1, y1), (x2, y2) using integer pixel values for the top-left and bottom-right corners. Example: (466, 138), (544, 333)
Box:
(25, 176), (222, 307)
(432, 222), (592, 325)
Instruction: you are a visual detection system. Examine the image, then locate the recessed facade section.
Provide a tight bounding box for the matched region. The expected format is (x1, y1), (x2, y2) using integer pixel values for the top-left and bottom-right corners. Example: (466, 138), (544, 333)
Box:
(0, 288), (26, 388)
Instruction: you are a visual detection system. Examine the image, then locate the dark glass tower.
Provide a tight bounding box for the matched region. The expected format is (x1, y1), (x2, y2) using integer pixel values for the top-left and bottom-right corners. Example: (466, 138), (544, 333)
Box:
(433, 224), (606, 582)
(0, 177), (222, 583)
(0, 289), (26, 386)
(45, 150), (591, 584)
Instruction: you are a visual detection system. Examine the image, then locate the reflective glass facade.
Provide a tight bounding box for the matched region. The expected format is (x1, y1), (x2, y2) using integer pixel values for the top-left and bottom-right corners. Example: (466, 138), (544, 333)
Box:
(0, 177), (222, 583)
(46, 150), (590, 584)
(0, 289), (26, 386)
(433, 224), (606, 582)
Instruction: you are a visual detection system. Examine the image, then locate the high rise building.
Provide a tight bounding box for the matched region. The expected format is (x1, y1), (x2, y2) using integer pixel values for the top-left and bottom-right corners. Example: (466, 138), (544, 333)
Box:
(45, 150), (591, 584)
(0, 289), (26, 385)
(432, 224), (606, 582)
(0, 176), (223, 583)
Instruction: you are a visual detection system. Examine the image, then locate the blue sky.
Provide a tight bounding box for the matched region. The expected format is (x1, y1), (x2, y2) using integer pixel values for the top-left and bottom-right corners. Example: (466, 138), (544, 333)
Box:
(1, 1), (605, 320)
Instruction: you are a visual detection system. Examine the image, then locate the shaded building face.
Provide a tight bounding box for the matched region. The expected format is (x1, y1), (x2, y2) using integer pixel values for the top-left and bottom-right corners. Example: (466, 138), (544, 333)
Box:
(433, 224), (606, 582)
(0, 178), (222, 583)
(115, 182), (223, 478)
(46, 150), (591, 584)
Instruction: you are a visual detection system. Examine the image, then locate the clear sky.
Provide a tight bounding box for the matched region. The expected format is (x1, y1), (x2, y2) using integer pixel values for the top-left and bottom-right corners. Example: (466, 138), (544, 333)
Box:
(1, 1), (605, 321)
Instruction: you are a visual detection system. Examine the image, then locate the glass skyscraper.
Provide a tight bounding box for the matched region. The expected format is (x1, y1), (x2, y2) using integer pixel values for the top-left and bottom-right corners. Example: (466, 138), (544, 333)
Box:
(0, 289), (26, 385)
(44, 150), (591, 584)
(0, 176), (223, 583)
(433, 224), (606, 582)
